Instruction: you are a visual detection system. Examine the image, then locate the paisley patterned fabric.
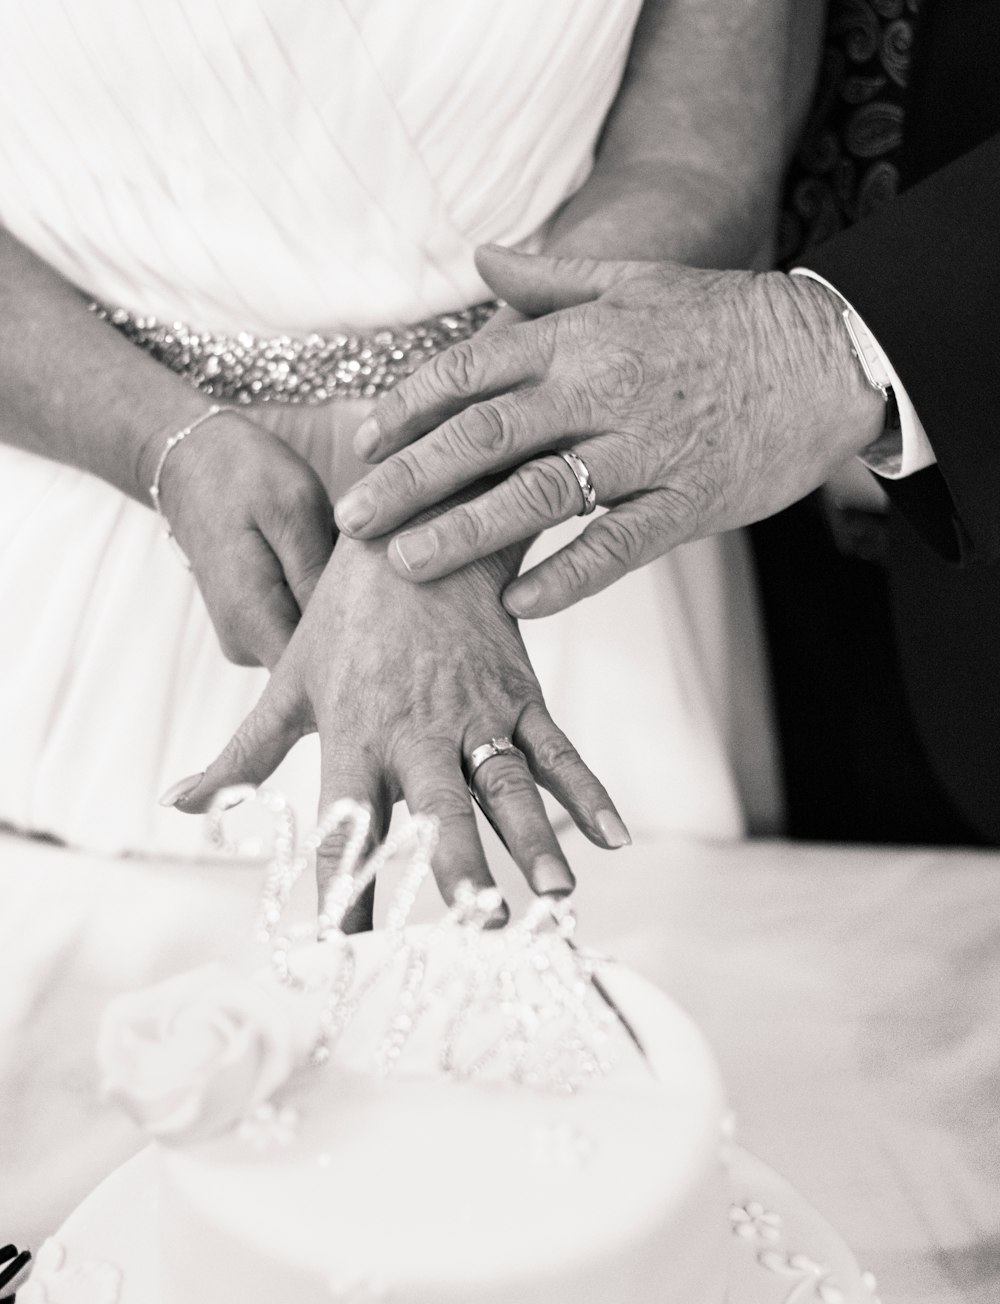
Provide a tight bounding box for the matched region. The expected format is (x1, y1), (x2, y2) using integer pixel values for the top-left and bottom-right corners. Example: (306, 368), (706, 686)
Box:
(779, 0), (925, 264)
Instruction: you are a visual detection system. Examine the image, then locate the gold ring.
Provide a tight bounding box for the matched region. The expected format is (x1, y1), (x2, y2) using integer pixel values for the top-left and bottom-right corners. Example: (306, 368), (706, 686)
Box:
(558, 450), (597, 515)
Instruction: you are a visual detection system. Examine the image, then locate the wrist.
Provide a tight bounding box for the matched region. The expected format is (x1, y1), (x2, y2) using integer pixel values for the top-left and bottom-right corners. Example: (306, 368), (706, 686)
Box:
(133, 398), (221, 506)
(143, 404), (246, 531)
(777, 272), (886, 459)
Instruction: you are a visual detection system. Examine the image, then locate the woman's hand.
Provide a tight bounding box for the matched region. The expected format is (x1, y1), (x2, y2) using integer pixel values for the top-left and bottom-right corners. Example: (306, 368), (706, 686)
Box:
(170, 528), (630, 915)
(154, 409), (336, 669)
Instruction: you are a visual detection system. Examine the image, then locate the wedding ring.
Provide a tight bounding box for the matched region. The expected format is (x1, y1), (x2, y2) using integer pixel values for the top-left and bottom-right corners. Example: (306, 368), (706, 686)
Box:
(465, 736), (524, 786)
(558, 450), (597, 516)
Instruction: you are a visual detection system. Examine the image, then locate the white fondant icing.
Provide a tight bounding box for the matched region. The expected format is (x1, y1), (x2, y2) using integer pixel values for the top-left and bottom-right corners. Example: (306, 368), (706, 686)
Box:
(18, 1239), (121, 1304)
(154, 928), (731, 1304)
(85, 803), (739, 1304)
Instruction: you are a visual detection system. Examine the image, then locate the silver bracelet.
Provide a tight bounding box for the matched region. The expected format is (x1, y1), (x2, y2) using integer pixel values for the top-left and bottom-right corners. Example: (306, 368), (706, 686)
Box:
(148, 404), (236, 570)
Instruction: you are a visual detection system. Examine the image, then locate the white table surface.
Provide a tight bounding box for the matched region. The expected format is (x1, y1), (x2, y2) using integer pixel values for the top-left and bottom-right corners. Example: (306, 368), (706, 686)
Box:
(1, 824), (998, 1304)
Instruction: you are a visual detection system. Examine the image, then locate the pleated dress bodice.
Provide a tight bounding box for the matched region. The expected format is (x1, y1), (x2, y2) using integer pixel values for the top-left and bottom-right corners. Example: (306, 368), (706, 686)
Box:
(0, 0), (779, 856)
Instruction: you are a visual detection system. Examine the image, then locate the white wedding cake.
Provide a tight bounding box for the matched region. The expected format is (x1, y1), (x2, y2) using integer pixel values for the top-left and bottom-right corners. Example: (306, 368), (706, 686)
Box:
(139, 929), (731, 1304)
(21, 796), (878, 1304)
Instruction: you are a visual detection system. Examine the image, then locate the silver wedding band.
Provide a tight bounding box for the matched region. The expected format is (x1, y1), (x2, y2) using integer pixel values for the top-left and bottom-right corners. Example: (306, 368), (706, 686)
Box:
(465, 735), (525, 787)
(558, 449), (597, 516)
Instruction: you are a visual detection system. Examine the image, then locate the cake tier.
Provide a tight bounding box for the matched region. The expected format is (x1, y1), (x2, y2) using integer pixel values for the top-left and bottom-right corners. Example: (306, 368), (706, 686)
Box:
(156, 929), (731, 1304)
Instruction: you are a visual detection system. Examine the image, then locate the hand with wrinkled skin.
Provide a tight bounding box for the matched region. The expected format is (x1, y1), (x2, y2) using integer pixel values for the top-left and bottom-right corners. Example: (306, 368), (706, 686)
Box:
(333, 245), (885, 618)
(154, 409), (336, 669)
(173, 521), (629, 920)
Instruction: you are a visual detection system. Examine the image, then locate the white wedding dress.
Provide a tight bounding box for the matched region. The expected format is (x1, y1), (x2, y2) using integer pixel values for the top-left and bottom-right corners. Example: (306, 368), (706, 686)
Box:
(0, 0), (781, 859)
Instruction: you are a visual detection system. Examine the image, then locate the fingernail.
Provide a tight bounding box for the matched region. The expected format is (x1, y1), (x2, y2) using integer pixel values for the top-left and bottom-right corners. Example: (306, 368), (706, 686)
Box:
(532, 854), (576, 898)
(353, 415), (380, 460)
(335, 486), (375, 534)
(596, 808), (631, 849)
(158, 771), (205, 808)
(394, 528), (437, 572)
(504, 578), (539, 616)
(483, 898), (510, 930)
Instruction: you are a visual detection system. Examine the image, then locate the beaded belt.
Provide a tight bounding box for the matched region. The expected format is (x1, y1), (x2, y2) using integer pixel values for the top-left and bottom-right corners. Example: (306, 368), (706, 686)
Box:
(89, 299), (499, 404)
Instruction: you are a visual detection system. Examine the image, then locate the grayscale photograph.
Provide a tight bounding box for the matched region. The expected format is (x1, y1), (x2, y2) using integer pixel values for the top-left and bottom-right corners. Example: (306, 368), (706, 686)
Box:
(0, 2), (996, 1302)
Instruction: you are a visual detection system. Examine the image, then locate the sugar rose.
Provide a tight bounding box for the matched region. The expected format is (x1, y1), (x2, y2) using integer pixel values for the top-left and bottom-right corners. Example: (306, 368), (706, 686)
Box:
(98, 963), (311, 1143)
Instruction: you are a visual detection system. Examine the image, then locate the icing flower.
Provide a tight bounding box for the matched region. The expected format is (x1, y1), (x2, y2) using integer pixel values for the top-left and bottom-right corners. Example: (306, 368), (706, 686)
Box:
(17, 1239), (120, 1304)
(98, 962), (313, 1143)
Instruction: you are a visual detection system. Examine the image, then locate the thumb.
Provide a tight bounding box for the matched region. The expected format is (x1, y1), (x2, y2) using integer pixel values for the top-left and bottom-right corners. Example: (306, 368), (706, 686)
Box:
(166, 673), (309, 815)
(474, 244), (636, 316)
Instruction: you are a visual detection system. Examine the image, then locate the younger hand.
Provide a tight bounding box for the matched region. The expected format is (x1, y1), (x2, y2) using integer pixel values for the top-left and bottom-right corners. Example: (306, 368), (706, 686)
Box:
(154, 409), (336, 668)
(334, 246), (884, 617)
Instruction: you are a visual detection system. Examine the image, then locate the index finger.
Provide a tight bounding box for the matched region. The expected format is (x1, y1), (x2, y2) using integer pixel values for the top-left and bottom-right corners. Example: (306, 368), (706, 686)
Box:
(355, 316), (553, 463)
(334, 386), (580, 539)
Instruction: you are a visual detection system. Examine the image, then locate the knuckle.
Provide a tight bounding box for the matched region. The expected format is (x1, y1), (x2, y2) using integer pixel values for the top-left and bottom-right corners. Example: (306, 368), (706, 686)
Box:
(530, 728), (581, 778)
(374, 380), (410, 430)
(380, 456), (425, 500)
(379, 449), (425, 500)
(432, 341), (477, 395)
(589, 346), (647, 409)
(218, 726), (255, 775)
(416, 780), (474, 824)
(541, 373), (593, 428)
(551, 543), (595, 594)
(475, 759), (534, 806)
(513, 459), (577, 520)
(446, 503), (489, 553)
(260, 680), (305, 736)
(658, 482), (703, 538)
(453, 400), (510, 460)
(590, 513), (645, 578)
(272, 474), (328, 529)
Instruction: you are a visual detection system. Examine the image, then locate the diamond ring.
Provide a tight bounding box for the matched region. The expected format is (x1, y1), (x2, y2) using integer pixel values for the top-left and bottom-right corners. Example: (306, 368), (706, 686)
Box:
(465, 736), (525, 787)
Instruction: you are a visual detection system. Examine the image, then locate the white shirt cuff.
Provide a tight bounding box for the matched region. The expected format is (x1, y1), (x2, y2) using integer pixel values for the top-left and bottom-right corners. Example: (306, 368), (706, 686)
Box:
(789, 267), (936, 479)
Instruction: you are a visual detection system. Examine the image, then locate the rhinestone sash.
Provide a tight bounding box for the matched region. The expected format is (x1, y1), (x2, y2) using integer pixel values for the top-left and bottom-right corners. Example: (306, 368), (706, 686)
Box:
(89, 299), (499, 404)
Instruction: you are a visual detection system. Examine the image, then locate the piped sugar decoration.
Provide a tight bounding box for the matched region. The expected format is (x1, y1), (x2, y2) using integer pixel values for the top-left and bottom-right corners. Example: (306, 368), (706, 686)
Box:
(205, 789), (644, 1097)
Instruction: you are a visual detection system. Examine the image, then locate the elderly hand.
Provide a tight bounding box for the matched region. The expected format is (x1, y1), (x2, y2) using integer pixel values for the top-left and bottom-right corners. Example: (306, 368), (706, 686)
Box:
(154, 409), (335, 668)
(333, 246), (885, 618)
(169, 525), (628, 917)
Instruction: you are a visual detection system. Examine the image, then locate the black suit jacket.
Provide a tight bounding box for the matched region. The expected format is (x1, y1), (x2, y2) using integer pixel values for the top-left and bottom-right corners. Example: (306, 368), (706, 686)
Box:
(780, 0), (1000, 838)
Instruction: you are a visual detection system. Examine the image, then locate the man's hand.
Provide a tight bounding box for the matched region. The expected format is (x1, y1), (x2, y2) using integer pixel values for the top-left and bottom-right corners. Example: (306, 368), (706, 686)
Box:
(334, 245), (884, 618)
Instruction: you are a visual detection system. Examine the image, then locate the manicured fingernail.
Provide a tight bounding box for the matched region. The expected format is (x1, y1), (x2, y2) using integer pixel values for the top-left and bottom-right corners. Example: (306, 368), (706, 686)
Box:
(483, 898), (510, 930)
(394, 528), (437, 572)
(335, 486), (375, 534)
(504, 578), (539, 615)
(353, 415), (380, 460)
(159, 772), (205, 807)
(596, 808), (631, 848)
(532, 854), (576, 898)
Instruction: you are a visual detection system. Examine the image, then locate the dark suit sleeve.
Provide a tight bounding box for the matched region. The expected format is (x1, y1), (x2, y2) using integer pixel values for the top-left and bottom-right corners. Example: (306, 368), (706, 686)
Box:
(797, 132), (1000, 565)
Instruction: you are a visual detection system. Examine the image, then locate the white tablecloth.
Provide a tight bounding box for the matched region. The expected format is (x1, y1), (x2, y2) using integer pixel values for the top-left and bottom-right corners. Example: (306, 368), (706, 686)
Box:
(1, 825), (998, 1303)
